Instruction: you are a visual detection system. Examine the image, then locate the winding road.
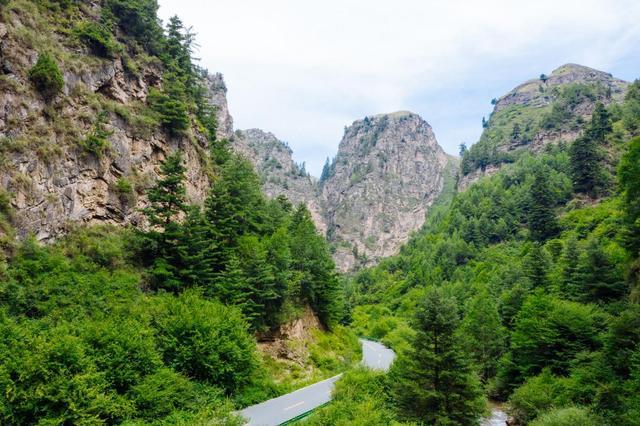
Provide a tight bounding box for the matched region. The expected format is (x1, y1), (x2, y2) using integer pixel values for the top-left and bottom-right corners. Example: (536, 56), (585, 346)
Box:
(239, 338), (395, 426)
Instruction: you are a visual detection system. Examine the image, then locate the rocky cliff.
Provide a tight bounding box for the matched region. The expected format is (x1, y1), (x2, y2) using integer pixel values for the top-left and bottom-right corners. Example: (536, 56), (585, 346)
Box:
(0, 6), (213, 240)
(232, 129), (327, 234)
(459, 64), (628, 190)
(321, 112), (454, 271)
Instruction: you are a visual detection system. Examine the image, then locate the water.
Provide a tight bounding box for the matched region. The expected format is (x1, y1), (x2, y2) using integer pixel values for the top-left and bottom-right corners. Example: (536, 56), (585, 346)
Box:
(481, 405), (508, 426)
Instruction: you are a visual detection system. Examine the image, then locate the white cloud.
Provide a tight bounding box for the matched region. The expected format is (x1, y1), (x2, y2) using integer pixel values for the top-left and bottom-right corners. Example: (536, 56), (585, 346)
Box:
(158, 0), (640, 176)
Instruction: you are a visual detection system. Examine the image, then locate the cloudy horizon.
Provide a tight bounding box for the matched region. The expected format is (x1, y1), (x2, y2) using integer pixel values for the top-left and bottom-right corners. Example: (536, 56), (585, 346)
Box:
(158, 0), (640, 177)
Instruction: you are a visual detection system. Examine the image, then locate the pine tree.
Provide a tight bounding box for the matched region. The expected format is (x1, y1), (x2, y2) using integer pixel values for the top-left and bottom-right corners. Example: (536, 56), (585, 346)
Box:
(525, 243), (549, 289)
(390, 287), (485, 424)
(569, 102), (609, 197)
(577, 239), (626, 303)
(528, 167), (559, 242)
(461, 288), (505, 381)
(143, 152), (190, 291)
(560, 236), (582, 299)
(289, 204), (342, 327)
(319, 157), (331, 183)
(618, 136), (640, 255)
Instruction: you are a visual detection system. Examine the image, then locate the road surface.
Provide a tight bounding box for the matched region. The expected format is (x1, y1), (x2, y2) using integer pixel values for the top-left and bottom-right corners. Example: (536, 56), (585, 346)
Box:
(239, 338), (395, 425)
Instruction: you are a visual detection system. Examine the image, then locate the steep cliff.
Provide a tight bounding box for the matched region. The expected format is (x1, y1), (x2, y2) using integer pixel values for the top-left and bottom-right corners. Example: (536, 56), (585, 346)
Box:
(459, 64), (628, 189)
(0, 2), (213, 240)
(321, 111), (454, 271)
(232, 129), (327, 234)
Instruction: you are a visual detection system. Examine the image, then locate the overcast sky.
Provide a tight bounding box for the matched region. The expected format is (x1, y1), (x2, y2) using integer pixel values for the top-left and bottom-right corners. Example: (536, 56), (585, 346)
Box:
(158, 0), (640, 177)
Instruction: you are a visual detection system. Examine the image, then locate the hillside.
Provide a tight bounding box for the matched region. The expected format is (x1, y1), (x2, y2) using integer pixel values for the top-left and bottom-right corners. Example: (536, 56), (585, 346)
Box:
(459, 64), (629, 189)
(322, 111), (456, 271)
(307, 77), (640, 424)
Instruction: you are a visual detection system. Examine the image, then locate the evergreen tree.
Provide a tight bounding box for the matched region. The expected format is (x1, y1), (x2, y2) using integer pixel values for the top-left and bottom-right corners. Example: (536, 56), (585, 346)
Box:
(390, 287), (485, 424)
(461, 288), (505, 381)
(142, 152), (192, 291)
(204, 154), (266, 252)
(528, 167), (559, 242)
(144, 152), (187, 227)
(524, 243), (549, 289)
(289, 204), (342, 327)
(569, 102), (609, 197)
(618, 136), (640, 255)
(319, 157), (331, 183)
(560, 236), (582, 299)
(577, 239), (626, 303)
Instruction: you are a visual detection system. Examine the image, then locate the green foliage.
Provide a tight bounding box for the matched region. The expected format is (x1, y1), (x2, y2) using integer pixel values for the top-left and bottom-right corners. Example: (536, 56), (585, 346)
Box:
(618, 136), (640, 254)
(148, 76), (190, 136)
(75, 21), (120, 58)
(151, 291), (257, 393)
(104, 0), (163, 54)
(528, 166), (560, 241)
(569, 103), (610, 197)
(508, 370), (572, 424)
(305, 368), (407, 426)
(389, 287), (486, 424)
(79, 111), (112, 157)
(28, 53), (64, 99)
(0, 229), (243, 424)
(529, 406), (599, 426)
(510, 292), (604, 379)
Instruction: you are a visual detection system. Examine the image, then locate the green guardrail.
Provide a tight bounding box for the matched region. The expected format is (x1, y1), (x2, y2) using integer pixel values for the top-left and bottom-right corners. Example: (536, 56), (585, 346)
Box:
(278, 401), (331, 425)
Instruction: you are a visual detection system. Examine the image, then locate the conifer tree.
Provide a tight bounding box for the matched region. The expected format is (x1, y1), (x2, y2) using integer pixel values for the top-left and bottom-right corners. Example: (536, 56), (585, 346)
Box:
(525, 243), (549, 289)
(577, 239), (626, 303)
(569, 102), (610, 197)
(618, 136), (640, 255)
(143, 152), (190, 291)
(560, 236), (582, 299)
(461, 288), (505, 381)
(390, 287), (485, 424)
(528, 167), (559, 242)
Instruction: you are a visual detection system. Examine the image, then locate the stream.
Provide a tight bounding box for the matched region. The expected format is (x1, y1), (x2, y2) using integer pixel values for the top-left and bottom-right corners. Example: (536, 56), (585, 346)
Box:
(481, 403), (508, 426)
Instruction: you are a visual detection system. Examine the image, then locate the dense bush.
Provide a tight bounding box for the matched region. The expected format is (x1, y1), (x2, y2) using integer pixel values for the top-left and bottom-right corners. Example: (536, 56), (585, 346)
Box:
(28, 53), (64, 99)
(75, 21), (120, 58)
(151, 291), (258, 393)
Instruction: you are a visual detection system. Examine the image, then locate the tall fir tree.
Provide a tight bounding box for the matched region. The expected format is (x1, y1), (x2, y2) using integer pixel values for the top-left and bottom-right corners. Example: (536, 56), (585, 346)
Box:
(528, 167), (559, 242)
(577, 239), (626, 303)
(524, 243), (549, 289)
(390, 287), (485, 424)
(461, 288), (505, 381)
(560, 236), (582, 299)
(569, 102), (610, 197)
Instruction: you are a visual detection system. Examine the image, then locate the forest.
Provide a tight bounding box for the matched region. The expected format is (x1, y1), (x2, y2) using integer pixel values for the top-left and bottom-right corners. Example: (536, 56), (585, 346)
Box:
(307, 83), (640, 425)
(1, 0), (640, 425)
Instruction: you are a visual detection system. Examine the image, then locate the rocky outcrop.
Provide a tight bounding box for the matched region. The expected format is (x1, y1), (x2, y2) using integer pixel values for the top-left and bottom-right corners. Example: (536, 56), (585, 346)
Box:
(458, 64), (629, 190)
(0, 11), (211, 240)
(204, 72), (234, 141)
(233, 129), (327, 234)
(321, 112), (452, 271)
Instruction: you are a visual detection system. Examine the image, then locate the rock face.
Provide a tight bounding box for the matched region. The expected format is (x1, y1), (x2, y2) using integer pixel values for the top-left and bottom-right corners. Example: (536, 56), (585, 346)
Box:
(458, 64), (629, 190)
(232, 129), (327, 234)
(321, 112), (452, 271)
(0, 12), (211, 240)
(204, 72), (234, 141)
(0, 3), (460, 272)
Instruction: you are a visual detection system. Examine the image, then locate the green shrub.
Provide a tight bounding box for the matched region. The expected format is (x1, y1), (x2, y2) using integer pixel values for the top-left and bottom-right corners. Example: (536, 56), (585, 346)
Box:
(508, 370), (572, 424)
(529, 406), (599, 426)
(79, 112), (112, 157)
(151, 291), (258, 393)
(148, 84), (190, 136)
(28, 53), (64, 99)
(75, 21), (120, 58)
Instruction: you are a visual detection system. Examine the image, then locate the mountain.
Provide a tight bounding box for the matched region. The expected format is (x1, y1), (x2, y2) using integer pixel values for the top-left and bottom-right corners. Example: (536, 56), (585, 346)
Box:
(321, 112), (456, 271)
(232, 128), (327, 234)
(459, 63), (629, 189)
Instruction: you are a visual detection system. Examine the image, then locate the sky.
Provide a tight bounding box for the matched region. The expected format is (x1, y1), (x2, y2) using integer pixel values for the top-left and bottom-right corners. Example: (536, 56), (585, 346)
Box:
(158, 0), (640, 177)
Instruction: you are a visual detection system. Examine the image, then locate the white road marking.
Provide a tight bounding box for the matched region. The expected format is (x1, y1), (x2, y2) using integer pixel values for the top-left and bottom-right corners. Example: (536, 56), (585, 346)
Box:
(284, 401), (305, 411)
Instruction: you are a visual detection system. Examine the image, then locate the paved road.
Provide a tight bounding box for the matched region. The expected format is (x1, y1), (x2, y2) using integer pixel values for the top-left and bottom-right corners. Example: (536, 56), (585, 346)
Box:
(360, 338), (396, 370)
(239, 338), (395, 425)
